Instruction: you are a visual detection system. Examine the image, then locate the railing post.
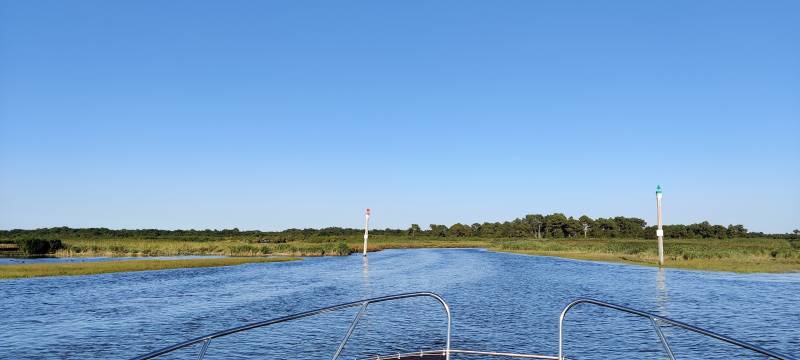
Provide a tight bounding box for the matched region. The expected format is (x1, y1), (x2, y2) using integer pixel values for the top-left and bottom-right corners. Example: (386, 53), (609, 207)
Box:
(196, 339), (210, 360)
(331, 302), (368, 360)
(558, 306), (567, 360)
(649, 317), (675, 360)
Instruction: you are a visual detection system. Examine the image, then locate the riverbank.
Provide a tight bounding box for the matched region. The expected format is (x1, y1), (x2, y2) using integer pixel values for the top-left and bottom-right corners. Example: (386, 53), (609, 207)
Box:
(0, 257), (300, 279)
(489, 238), (800, 273)
(4, 236), (798, 274)
(502, 250), (800, 273)
(361, 237), (800, 273)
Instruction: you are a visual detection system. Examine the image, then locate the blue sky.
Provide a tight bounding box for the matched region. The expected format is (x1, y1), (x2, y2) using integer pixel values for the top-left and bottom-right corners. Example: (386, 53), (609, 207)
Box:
(1, 1), (798, 232)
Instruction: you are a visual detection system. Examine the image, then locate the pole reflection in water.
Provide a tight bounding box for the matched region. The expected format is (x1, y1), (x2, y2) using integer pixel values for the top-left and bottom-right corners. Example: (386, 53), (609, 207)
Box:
(656, 268), (669, 316)
(361, 255), (370, 291)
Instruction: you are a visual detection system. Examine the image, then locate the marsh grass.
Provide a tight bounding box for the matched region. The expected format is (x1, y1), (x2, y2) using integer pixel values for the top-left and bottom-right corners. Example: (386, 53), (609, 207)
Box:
(360, 236), (800, 272)
(55, 238), (354, 257)
(492, 237), (800, 272)
(31, 235), (800, 273)
(0, 257), (300, 279)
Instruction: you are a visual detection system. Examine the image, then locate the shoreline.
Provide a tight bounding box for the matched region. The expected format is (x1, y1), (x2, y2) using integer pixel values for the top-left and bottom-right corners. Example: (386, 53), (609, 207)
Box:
(0, 257), (300, 280)
(493, 249), (800, 273)
(2, 236), (798, 277)
(2, 247), (798, 280)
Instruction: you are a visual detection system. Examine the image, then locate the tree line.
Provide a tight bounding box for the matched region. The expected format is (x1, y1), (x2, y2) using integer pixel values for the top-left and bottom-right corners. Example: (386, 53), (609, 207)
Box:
(1, 215), (797, 242)
(418, 214), (757, 239)
(0, 226), (404, 243)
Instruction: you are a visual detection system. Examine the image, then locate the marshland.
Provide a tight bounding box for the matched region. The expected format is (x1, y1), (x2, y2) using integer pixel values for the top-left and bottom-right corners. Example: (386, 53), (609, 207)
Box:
(3, 214), (798, 277)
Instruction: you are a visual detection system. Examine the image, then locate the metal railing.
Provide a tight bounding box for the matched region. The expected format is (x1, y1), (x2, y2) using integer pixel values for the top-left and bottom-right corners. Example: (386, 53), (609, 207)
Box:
(130, 293), (795, 360)
(129, 292), (451, 360)
(558, 298), (796, 360)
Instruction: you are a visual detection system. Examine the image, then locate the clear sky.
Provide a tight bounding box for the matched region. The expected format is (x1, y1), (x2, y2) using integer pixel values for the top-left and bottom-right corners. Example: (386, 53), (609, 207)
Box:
(1, 1), (798, 233)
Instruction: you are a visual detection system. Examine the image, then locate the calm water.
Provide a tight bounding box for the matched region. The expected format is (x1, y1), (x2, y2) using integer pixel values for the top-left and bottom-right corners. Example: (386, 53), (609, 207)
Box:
(1, 249), (798, 359)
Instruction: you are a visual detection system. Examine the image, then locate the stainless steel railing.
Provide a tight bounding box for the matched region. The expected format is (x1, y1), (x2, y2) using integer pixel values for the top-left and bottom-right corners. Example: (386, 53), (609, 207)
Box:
(130, 293), (795, 360)
(129, 292), (451, 360)
(558, 298), (796, 360)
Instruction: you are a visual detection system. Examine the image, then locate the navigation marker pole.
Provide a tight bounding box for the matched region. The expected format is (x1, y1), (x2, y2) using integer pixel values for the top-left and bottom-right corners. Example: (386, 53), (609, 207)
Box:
(656, 185), (664, 266)
(363, 208), (371, 256)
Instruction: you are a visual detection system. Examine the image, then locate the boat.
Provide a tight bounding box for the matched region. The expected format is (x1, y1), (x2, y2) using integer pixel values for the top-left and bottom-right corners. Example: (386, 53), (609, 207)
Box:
(130, 292), (796, 360)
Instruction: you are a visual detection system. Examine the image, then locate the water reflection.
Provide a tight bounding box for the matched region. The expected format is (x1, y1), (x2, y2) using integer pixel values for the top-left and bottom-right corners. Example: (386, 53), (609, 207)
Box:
(361, 256), (370, 290)
(655, 268), (669, 316)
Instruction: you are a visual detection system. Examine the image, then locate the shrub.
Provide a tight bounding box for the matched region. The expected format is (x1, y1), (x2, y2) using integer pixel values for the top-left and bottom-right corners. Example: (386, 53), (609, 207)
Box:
(13, 238), (64, 254)
(16, 238), (52, 255)
(320, 241), (352, 256)
(334, 241), (351, 256)
(48, 239), (63, 251)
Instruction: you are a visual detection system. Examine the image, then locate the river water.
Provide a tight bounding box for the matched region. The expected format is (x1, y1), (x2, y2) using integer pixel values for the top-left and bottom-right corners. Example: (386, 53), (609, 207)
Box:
(1, 249), (798, 359)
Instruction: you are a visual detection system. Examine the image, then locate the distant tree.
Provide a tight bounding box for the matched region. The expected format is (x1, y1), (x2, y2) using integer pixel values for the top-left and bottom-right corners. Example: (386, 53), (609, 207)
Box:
(429, 224), (447, 237)
(711, 225), (727, 239)
(565, 217), (583, 237)
(481, 222), (501, 237)
(544, 213), (569, 238)
(726, 224), (748, 238)
(499, 221), (515, 237)
(613, 216), (647, 238)
(525, 214), (544, 239)
(664, 224), (688, 239)
(591, 218), (614, 238)
(579, 215), (594, 238)
(470, 223), (482, 237)
(448, 223), (469, 237)
(408, 224), (421, 237)
(509, 218), (528, 237)
(687, 221), (714, 238)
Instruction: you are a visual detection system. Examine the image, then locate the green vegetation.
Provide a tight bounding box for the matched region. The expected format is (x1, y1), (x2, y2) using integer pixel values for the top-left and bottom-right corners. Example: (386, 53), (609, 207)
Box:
(0, 257), (300, 279)
(2, 214), (793, 243)
(1, 214), (797, 274)
(0, 238), (64, 256)
(493, 237), (800, 273)
(16, 238), (63, 255)
(3, 235), (793, 273)
(48, 239), (353, 257)
(357, 236), (800, 273)
(423, 214), (769, 240)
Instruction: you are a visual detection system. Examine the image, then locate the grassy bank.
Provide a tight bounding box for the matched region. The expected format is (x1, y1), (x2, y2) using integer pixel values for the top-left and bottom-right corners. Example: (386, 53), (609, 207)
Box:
(360, 237), (800, 273)
(5, 235), (799, 274)
(50, 236), (492, 258)
(493, 238), (800, 273)
(53, 238), (352, 257)
(0, 257), (300, 279)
